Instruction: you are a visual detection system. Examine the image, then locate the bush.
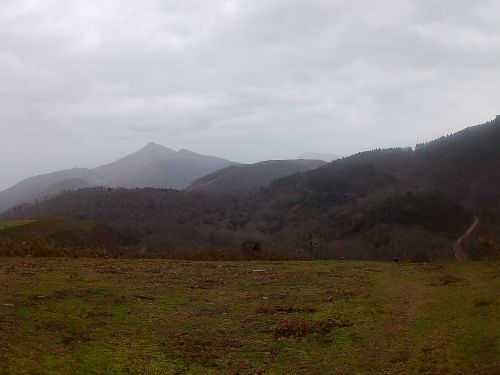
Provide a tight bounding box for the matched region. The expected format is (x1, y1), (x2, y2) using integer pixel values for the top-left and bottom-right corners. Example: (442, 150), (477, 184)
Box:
(240, 240), (262, 258)
(412, 251), (431, 263)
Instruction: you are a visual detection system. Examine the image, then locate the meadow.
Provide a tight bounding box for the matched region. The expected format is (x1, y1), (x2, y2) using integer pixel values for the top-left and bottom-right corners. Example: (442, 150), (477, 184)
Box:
(0, 221), (35, 231)
(0, 258), (498, 374)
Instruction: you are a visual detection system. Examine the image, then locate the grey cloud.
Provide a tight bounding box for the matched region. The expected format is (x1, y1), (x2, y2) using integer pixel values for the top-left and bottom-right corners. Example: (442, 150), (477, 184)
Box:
(0, 0), (499, 189)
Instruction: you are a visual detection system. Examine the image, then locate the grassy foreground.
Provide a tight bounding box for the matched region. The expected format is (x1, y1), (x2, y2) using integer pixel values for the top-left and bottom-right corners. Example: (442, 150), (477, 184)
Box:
(0, 259), (498, 375)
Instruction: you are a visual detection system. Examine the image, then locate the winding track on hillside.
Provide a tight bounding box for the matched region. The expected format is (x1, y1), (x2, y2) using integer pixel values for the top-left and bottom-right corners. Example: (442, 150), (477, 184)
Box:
(453, 216), (479, 261)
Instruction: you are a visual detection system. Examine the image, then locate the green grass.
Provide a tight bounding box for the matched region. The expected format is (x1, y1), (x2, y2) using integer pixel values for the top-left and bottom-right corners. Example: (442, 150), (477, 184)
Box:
(0, 220), (36, 231)
(0, 259), (498, 374)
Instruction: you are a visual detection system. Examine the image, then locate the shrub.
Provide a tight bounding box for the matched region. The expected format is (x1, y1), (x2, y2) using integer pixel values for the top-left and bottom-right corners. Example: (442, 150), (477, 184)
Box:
(240, 240), (262, 258)
(412, 251), (430, 263)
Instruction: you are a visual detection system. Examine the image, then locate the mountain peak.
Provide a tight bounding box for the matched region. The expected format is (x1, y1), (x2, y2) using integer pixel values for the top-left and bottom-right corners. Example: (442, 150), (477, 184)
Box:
(135, 143), (178, 160)
(140, 142), (173, 153)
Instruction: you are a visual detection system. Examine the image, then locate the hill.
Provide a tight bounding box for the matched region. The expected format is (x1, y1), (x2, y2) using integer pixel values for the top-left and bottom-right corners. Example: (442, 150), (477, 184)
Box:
(2, 188), (239, 253)
(0, 143), (237, 213)
(3, 116), (500, 260)
(297, 152), (341, 162)
(188, 159), (327, 194)
(272, 115), (500, 210)
(0, 219), (126, 257)
(0, 185), (475, 261)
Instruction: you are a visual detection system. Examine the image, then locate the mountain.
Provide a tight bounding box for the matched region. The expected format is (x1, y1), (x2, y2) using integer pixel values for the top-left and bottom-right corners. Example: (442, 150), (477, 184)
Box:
(187, 159), (327, 194)
(0, 143), (237, 213)
(0, 168), (95, 214)
(4, 116), (500, 261)
(297, 152), (341, 162)
(91, 144), (238, 189)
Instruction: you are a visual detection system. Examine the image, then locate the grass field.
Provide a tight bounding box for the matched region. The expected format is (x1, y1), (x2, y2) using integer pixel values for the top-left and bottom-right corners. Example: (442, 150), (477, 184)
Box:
(0, 221), (35, 231)
(0, 259), (498, 374)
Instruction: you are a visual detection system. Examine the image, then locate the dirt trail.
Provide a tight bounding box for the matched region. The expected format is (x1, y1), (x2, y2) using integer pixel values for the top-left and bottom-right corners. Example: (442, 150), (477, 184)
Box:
(453, 216), (479, 261)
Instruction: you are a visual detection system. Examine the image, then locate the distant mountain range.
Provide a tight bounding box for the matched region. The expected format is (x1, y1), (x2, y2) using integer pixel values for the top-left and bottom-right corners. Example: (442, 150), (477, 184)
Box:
(0, 143), (237, 213)
(0, 143), (332, 213)
(188, 159), (327, 194)
(6, 115), (500, 261)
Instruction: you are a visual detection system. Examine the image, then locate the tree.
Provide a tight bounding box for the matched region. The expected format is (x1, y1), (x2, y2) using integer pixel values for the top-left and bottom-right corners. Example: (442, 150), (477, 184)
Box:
(296, 228), (322, 257)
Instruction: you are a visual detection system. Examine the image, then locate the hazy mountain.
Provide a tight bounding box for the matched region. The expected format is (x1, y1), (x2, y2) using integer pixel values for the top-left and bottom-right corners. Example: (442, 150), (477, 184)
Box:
(4, 116), (500, 261)
(0, 143), (237, 213)
(188, 159), (327, 194)
(0, 168), (95, 214)
(92, 143), (238, 189)
(297, 152), (341, 162)
(91, 142), (178, 185)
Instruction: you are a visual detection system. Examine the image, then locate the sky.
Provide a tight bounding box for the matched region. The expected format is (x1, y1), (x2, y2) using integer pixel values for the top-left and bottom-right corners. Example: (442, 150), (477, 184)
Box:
(0, 0), (499, 190)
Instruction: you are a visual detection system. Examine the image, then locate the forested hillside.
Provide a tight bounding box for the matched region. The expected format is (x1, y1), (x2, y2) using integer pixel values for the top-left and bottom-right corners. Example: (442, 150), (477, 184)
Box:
(3, 116), (500, 260)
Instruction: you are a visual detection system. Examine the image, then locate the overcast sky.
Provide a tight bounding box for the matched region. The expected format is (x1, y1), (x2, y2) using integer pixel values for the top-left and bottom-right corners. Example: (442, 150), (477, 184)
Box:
(0, 0), (499, 189)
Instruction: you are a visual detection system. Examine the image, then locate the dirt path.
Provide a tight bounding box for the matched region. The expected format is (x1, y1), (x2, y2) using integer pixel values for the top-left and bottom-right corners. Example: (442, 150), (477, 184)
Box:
(453, 216), (479, 261)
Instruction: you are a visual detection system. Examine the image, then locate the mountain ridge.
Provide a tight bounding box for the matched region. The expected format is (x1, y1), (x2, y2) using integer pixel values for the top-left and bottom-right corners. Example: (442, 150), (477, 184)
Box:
(0, 144), (237, 213)
(188, 159), (327, 194)
(5, 116), (500, 261)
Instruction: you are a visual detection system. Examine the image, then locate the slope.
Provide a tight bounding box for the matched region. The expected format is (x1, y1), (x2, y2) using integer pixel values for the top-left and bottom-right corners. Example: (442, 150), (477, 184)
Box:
(188, 159), (327, 194)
